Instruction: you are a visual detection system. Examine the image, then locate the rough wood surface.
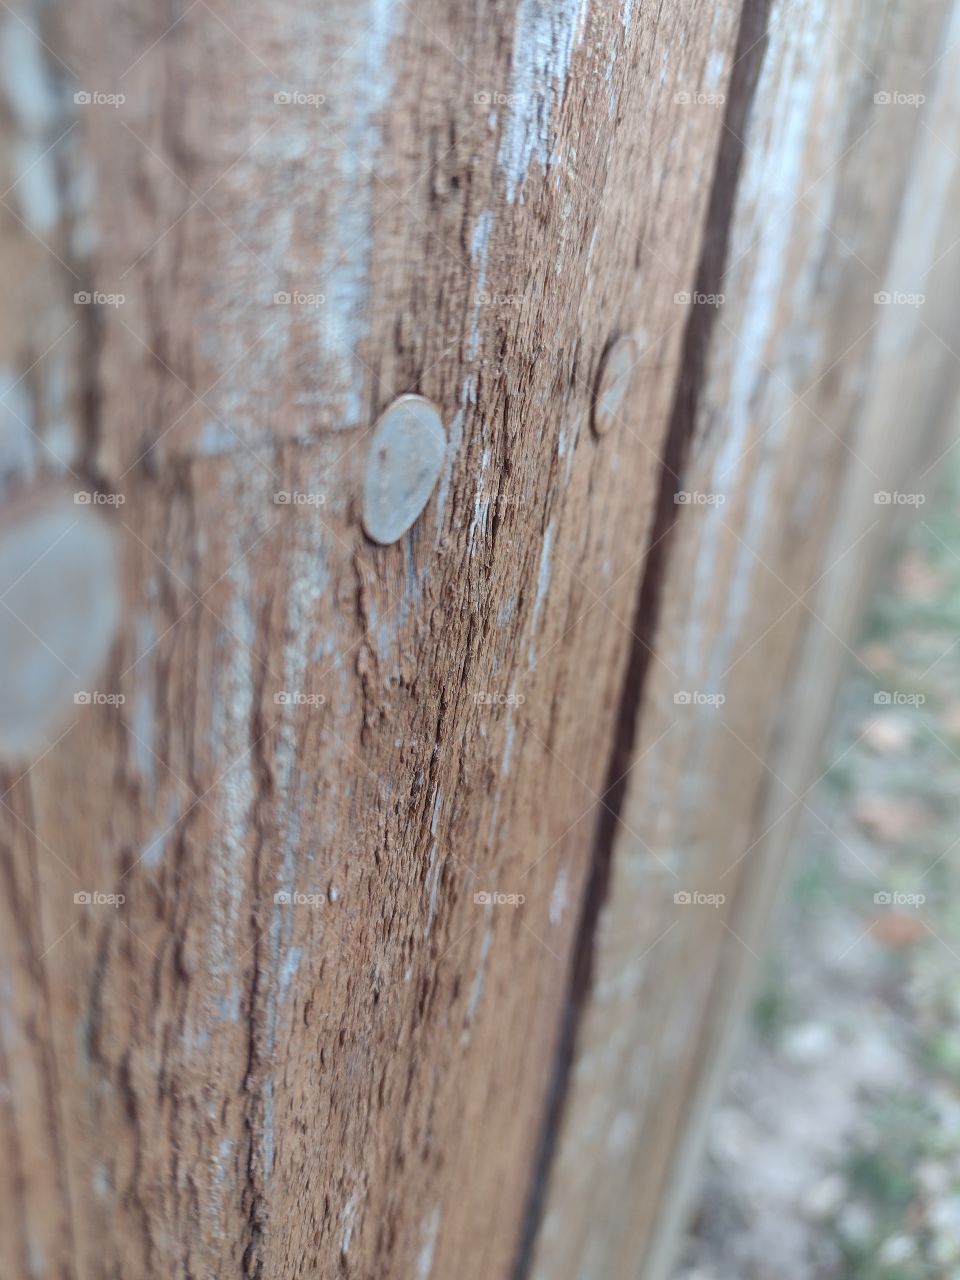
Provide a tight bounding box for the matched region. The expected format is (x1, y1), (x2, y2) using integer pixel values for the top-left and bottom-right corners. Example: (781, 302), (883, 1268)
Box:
(530, 0), (960, 1276)
(0, 0), (956, 1278)
(1, 1), (744, 1276)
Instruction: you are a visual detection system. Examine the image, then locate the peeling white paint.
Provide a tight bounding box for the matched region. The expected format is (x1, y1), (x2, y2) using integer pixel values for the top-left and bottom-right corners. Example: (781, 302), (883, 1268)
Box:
(0, 368), (37, 484)
(130, 615), (156, 798)
(278, 946), (302, 1001)
(468, 210), (493, 359)
(316, 0), (399, 425)
(12, 138), (60, 233)
(497, 0), (588, 202)
(549, 865), (569, 926)
(468, 445), (491, 552)
(2, 17), (65, 236)
(141, 792), (183, 870)
(1, 17), (58, 132)
(527, 519), (556, 667)
(501, 715), (516, 777)
(424, 843), (441, 940)
(262, 1077), (275, 1175)
(209, 549), (256, 984)
(416, 1205), (442, 1279)
(341, 1193), (360, 1254)
(685, 0), (828, 691)
(462, 917), (494, 1045)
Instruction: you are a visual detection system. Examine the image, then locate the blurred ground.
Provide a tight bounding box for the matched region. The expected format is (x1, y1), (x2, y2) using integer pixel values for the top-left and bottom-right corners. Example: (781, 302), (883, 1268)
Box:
(676, 458), (960, 1280)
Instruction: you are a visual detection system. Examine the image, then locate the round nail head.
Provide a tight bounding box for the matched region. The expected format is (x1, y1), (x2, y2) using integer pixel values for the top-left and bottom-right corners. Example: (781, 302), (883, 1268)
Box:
(363, 395), (447, 545)
(592, 336), (638, 438)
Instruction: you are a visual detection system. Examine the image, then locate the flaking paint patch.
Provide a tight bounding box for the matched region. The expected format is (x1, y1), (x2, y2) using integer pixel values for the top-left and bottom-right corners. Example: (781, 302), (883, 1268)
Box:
(417, 1206), (442, 1279)
(424, 843), (441, 939)
(141, 793), (183, 870)
(468, 211), (493, 359)
(203, 0), (399, 442)
(131, 614), (156, 799)
(549, 865), (569, 926)
(461, 918), (494, 1045)
(0, 367), (37, 484)
(685, 0), (828, 688)
(527, 520), (556, 667)
(262, 1077), (275, 1176)
(1, 17), (57, 131)
(278, 947), (302, 1001)
(501, 714), (516, 777)
(267, 529), (330, 1067)
(341, 1193), (360, 1254)
(2, 17), (65, 236)
(497, 0), (588, 202)
(208, 551), (256, 985)
(469, 445), (491, 552)
(13, 138), (59, 233)
(317, 0), (399, 425)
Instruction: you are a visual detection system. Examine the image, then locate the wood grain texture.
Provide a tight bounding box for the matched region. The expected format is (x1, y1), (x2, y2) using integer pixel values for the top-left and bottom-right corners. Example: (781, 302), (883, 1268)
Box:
(2, 0), (957, 1276)
(1, 0), (746, 1277)
(530, 1), (960, 1277)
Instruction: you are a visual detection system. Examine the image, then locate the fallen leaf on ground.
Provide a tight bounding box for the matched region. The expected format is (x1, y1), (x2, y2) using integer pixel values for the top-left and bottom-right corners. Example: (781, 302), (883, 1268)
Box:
(854, 794), (935, 843)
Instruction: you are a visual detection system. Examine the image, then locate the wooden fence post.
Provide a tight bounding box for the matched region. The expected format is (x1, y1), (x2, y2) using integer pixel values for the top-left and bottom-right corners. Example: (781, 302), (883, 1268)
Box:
(0, 0), (956, 1276)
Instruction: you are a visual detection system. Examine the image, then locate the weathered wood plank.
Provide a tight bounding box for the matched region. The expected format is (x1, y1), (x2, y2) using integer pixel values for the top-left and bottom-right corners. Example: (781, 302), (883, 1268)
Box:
(0, 1), (750, 1277)
(529, 1), (960, 1276)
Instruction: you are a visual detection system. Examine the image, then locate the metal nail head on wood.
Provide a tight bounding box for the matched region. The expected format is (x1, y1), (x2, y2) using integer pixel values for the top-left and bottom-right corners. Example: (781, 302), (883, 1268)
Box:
(592, 335), (638, 438)
(362, 395), (447, 545)
(364, 340), (637, 548)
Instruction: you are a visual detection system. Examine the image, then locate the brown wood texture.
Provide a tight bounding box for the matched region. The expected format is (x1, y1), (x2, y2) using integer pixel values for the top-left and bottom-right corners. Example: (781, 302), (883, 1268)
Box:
(0, 0), (956, 1278)
(531, 0), (960, 1277)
